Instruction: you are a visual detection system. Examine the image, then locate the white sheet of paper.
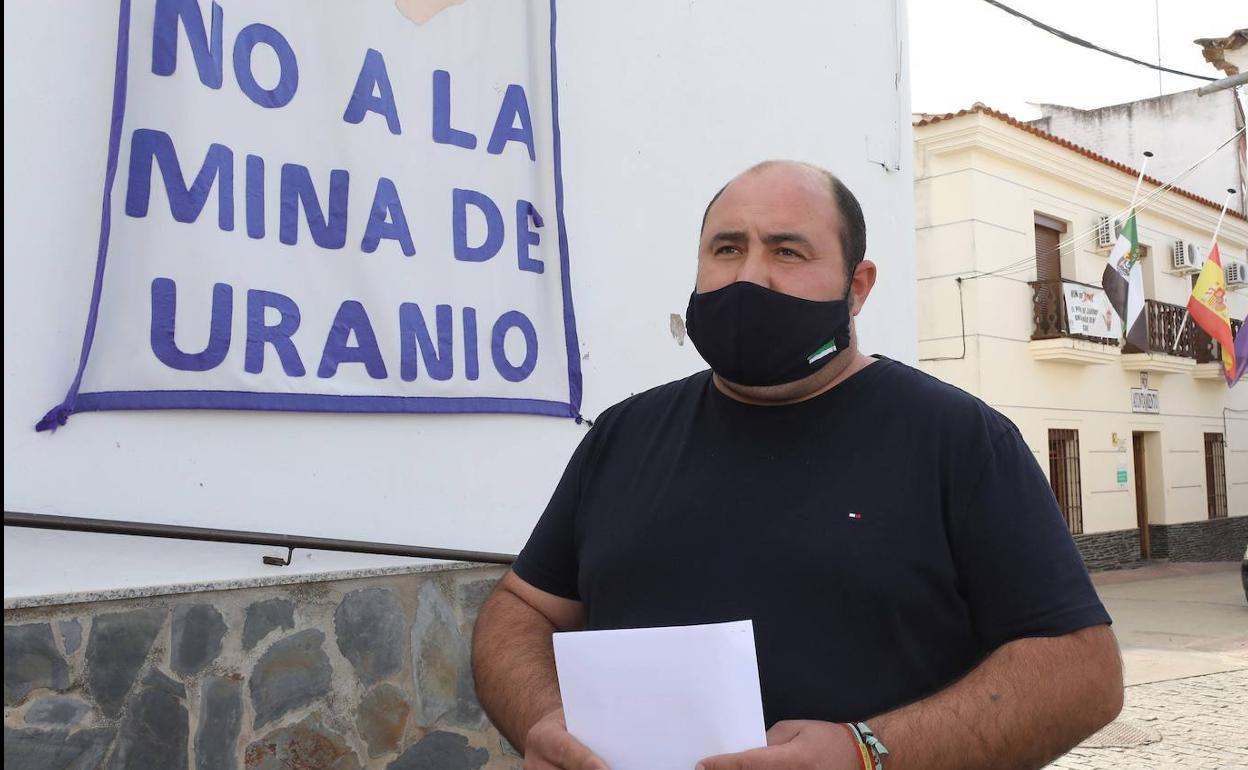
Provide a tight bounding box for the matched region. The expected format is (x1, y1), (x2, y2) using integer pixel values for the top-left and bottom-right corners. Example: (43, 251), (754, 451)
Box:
(553, 620), (768, 770)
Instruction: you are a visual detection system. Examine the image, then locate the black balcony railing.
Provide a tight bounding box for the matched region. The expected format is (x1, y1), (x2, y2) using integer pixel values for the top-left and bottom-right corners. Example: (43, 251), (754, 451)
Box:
(1029, 280), (1119, 347)
(1193, 318), (1244, 365)
(1126, 299), (1193, 356)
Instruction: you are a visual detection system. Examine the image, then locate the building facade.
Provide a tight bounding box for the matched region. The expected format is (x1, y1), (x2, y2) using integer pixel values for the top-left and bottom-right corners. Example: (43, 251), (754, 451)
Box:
(914, 105), (1248, 569)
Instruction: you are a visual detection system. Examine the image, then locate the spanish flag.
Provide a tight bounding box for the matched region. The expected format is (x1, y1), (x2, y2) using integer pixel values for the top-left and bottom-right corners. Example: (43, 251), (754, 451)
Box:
(1187, 243), (1236, 385)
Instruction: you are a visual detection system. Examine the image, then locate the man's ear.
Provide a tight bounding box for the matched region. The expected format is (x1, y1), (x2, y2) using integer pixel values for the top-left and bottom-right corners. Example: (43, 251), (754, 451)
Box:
(849, 259), (877, 316)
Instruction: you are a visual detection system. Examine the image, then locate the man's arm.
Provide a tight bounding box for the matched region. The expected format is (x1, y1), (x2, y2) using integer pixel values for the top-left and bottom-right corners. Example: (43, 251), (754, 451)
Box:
(869, 624), (1122, 770)
(701, 624), (1123, 770)
(472, 570), (607, 769)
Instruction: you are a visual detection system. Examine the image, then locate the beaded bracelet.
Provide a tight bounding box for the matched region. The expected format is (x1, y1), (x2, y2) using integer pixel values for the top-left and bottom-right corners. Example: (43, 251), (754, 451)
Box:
(840, 723), (873, 770)
(845, 721), (889, 770)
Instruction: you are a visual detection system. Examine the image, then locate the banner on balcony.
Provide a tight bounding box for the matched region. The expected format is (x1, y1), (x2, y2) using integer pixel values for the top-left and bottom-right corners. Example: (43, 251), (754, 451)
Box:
(38, 0), (581, 432)
(1063, 282), (1121, 341)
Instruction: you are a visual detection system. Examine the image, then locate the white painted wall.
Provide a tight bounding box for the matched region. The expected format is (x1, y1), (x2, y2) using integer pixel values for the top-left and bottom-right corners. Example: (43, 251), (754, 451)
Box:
(1032, 89), (1248, 215)
(4, 0), (915, 600)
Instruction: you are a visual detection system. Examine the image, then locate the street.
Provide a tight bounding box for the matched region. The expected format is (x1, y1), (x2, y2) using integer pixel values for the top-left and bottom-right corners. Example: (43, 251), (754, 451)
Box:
(1048, 563), (1248, 769)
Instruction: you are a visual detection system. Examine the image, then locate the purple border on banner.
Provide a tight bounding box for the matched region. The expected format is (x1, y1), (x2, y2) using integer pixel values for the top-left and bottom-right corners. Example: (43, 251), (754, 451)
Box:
(36, 0), (133, 432)
(37, 0), (583, 431)
(549, 0), (583, 416)
(74, 390), (574, 417)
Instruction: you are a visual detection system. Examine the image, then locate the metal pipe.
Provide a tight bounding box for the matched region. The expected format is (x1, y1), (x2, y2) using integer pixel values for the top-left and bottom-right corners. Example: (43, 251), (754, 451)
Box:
(1197, 72), (1248, 96)
(2, 510), (516, 565)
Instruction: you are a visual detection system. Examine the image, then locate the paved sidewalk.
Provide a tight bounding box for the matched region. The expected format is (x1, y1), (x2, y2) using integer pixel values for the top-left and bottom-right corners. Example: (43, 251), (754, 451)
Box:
(1047, 669), (1248, 769)
(1046, 564), (1248, 768)
(1091, 562), (1248, 686)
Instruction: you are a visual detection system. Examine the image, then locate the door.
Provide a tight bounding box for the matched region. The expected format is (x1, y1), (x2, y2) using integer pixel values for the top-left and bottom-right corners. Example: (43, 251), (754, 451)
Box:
(1133, 433), (1149, 560)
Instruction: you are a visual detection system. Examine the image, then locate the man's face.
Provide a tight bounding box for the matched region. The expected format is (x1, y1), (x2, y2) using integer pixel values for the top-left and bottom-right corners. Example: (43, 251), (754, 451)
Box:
(697, 164), (848, 303)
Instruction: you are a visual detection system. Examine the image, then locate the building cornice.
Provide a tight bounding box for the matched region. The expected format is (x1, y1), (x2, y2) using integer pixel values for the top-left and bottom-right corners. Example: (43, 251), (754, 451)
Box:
(916, 112), (1248, 249)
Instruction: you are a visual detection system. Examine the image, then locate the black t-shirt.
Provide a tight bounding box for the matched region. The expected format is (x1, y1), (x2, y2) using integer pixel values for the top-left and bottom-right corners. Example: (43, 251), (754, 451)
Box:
(513, 358), (1110, 726)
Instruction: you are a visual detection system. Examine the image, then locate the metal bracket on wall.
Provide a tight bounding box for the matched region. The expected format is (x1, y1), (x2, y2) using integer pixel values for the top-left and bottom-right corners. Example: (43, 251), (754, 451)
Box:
(262, 546), (295, 567)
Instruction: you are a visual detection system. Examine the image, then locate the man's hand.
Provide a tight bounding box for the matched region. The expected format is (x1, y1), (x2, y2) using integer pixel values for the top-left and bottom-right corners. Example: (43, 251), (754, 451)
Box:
(524, 707), (610, 770)
(698, 720), (863, 770)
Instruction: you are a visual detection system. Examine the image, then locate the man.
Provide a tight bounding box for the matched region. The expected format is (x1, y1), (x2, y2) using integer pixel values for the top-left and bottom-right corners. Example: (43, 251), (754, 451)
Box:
(472, 161), (1123, 770)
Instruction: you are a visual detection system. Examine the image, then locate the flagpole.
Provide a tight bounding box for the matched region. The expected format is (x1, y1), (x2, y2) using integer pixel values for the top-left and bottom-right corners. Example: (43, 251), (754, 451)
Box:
(1114, 151), (1152, 349)
(1208, 188), (1236, 249)
(1129, 151), (1153, 209)
(1171, 187), (1236, 353)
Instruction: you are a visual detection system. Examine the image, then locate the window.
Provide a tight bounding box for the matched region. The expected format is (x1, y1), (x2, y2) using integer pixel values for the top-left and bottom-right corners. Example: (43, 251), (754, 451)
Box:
(1048, 429), (1083, 534)
(1033, 213), (1066, 283)
(1205, 433), (1228, 519)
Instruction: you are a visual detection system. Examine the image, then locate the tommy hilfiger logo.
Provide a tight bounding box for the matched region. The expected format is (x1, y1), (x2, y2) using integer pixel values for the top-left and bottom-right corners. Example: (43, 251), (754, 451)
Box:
(848, 512), (862, 520)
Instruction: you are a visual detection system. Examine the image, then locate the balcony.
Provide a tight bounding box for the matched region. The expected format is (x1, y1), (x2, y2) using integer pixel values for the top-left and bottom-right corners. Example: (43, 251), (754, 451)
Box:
(1028, 280), (1120, 365)
(1192, 318), (1244, 380)
(1028, 281), (1240, 377)
(1120, 300), (1198, 375)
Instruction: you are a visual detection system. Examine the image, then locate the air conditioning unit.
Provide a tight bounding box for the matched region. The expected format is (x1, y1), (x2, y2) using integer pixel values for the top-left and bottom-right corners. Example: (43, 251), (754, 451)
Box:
(1171, 240), (1201, 273)
(1188, 243), (1203, 267)
(1227, 261), (1248, 287)
(1095, 216), (1115, 249)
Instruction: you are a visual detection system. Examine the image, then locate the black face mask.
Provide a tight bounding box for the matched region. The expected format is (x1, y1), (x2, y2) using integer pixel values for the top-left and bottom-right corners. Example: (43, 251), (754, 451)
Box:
(685, 281), (853, 387)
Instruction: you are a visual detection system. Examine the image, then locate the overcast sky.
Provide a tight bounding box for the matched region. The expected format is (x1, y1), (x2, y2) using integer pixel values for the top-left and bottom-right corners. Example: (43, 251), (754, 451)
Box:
(908, 0), (1243, 119)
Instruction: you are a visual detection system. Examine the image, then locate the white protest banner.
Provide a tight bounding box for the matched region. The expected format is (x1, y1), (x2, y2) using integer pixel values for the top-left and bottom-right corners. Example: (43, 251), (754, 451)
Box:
(1063, 282), (1121, 340)
(39, 0), (581, 431)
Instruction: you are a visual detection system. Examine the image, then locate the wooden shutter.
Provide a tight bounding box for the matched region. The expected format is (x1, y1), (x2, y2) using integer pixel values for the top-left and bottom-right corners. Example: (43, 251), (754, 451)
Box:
(1034, 222), (1063, 282)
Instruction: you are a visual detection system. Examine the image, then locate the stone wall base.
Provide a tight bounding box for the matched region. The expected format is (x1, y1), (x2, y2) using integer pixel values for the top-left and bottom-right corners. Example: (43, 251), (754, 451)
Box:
(3, 564), (516, 770)
(1074, 516), (1248, 571)
(1149, 517), (1248, 562)
(1072, 529), (1141, 571)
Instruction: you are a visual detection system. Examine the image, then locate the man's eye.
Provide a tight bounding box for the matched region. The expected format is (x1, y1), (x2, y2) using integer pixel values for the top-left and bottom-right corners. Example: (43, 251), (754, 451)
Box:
(777, 248), (804, 260)
(714, 246), (742, 256)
